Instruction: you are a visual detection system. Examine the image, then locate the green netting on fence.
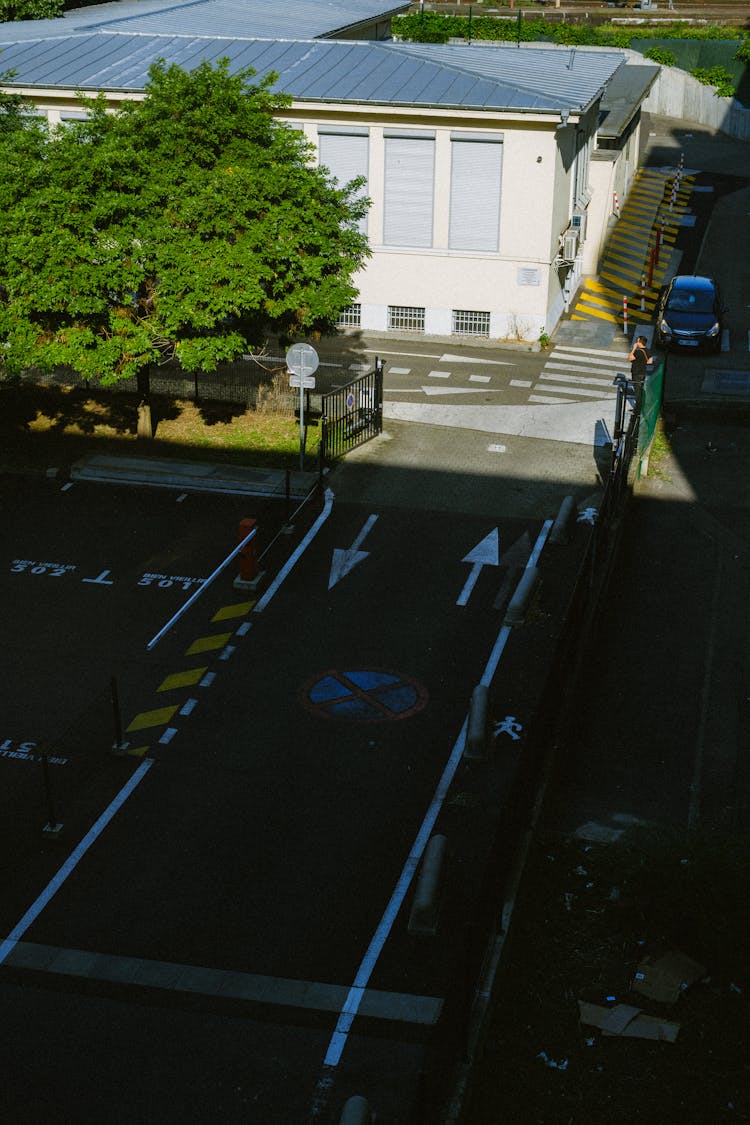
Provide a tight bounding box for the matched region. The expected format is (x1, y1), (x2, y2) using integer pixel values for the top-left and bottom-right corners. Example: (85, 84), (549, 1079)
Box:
(639, 360), (664, 458)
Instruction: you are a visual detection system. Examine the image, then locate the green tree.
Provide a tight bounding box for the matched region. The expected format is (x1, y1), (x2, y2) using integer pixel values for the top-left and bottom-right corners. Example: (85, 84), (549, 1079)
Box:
(0, 0), (62, 19)
(0, 59), (370, 385)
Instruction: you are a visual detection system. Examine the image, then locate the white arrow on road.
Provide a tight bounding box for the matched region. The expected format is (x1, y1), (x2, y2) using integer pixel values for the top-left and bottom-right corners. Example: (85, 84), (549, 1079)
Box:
(329, 514), (378, 590)
(457, 528), (499, 606)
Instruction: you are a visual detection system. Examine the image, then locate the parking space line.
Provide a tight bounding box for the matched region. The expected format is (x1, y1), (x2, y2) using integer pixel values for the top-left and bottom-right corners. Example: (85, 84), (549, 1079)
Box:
(4, 940), (444, 1026)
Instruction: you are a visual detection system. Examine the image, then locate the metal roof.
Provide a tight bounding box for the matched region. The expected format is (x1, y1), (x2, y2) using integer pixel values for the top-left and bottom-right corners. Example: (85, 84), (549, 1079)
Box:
(0, 33), (624, 113)
(0, 0), (408, 43)
(597, 62), (659, 140)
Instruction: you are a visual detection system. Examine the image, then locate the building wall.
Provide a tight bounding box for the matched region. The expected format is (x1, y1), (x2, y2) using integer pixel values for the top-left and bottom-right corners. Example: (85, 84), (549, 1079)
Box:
(25, 93), (598, 344)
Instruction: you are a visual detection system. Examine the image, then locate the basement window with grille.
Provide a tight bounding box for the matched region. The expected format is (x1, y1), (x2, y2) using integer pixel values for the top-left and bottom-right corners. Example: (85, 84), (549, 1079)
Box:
(388, 305), (425, 332)
(337, 304), (361, 328)
(452, 309), (490, 337)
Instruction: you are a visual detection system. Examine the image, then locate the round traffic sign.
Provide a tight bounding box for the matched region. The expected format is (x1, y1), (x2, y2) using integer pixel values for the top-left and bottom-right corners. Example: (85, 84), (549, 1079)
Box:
(286, 342), (319, 376)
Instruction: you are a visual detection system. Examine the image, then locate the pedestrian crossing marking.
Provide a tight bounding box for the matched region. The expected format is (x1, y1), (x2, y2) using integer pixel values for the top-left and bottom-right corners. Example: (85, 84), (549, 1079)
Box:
(127, 704), (179, 733)
(185, 632), (233, 655)
(212, 601), (255, 622)
(157, 667), (209, 692)
(537, 379), (615, 399)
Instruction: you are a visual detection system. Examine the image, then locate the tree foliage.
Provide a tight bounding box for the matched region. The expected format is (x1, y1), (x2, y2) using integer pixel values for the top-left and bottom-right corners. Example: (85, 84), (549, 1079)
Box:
(0, 0), (62, 19)
(0, 59), (370, 384)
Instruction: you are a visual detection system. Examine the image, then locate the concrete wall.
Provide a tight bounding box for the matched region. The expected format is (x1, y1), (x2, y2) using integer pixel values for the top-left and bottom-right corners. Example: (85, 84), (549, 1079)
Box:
(633, 53), (750, 142)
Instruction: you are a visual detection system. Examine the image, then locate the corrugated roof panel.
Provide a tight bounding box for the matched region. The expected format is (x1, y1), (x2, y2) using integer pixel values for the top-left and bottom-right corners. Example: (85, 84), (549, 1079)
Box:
(0, 33), (624, 113)
(0, 0), (408, 43)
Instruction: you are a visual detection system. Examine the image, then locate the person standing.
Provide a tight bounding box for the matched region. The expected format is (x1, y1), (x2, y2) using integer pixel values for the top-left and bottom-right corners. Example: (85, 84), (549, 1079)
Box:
(627, 334), (652, 410)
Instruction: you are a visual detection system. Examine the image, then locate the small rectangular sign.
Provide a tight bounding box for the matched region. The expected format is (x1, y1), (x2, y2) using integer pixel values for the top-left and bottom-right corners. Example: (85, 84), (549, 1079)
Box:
(289, 374), (316, 389)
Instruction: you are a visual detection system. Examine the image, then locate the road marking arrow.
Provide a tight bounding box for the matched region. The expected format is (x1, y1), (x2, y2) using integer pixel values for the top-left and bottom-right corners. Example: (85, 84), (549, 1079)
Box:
(457, 528), (499, 606)
(329, 514), (378, 590)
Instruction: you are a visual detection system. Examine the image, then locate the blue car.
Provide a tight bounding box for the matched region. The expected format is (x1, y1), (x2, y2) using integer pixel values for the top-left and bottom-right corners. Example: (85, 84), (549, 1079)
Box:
(655, 275), (724, 353)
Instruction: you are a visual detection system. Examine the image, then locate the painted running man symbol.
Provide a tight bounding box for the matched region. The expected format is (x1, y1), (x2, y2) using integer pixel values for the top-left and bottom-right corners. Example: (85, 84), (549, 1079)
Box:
(494, 715), (523, 741)
(301, 669), (428, 722)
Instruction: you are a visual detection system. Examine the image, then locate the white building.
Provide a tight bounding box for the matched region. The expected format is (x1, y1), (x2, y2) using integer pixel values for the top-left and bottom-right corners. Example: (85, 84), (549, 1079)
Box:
(0, 0), (656, 342)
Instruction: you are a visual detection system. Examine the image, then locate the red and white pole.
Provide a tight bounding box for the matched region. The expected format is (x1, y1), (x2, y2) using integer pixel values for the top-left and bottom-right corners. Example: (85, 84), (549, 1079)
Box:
(613, 191), (620, 219)
(641, 274), (646, 312)
(623, 295), (628, 336)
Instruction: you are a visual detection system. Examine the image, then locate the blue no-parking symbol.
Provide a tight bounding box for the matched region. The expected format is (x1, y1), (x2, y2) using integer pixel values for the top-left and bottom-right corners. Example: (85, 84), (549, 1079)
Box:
(301, 669), (428, 722)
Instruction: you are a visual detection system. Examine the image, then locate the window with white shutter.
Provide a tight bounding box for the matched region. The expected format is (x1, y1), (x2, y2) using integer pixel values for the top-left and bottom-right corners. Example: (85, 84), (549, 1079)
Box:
(383, 131), (435, 249)
(449, 134), (503, 252)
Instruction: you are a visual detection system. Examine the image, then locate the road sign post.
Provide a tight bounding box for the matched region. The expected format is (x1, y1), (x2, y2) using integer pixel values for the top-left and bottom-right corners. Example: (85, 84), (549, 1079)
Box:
(286, 343), (319, 471)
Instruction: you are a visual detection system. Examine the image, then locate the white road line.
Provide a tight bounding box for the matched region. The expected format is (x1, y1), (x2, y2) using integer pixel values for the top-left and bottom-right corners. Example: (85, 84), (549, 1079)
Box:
(469, 374), (491, 383)
(439, 353), (514, 366)
(540, 371), (617, 388)
(528, 394), (578, 404)
(541, 371), (620, 389)
(389, 367), (411, 375)
(159, 727), (178, 744)
(179, 698), (198, 717)
(510, 379), (532, 388)
(200, 671), (216, 688)
(551, 344), (631, 359)
(0, 758), (154, 967)
(254, 488), (334, 613)
(537, 381), (616, 399)
(546, 358), (625, 373)
(428, 370), (451, 379)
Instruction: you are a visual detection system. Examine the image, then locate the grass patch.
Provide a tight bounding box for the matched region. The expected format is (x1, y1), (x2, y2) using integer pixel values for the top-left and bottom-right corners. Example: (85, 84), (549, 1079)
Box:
(0, 382), (319, 472)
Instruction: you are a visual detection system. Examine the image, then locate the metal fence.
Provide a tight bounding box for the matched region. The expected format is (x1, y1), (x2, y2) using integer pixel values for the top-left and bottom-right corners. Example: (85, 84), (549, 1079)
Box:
(320, 360), (384, 462)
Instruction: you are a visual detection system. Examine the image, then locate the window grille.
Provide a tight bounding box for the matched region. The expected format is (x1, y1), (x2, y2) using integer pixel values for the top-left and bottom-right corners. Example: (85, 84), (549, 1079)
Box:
(388, 305), (425, 332)
(452, 310), (490, 337)
(337, 304), (361, 328)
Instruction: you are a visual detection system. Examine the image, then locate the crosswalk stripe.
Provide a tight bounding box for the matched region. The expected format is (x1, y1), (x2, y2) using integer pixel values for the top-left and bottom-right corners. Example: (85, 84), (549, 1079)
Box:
(539, 373), (616, 393)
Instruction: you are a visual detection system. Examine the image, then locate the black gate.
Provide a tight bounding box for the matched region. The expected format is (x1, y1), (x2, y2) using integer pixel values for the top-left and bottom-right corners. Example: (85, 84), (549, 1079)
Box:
(320, 359), (383, 462)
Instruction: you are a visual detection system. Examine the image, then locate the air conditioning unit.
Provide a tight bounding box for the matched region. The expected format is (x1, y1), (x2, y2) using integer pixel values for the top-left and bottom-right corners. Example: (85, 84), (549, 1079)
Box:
(561, 228), (579, 262)
(570, 210), (587, 242)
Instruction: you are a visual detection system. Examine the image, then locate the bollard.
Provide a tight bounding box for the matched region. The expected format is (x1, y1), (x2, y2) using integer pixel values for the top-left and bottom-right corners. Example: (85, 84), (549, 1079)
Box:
(622, 295), (628, 336)
(504, 566), (540, 625)
(233, 518), (263, 591)
(408, 835), (448, 937)
(640, 273), (646, 312)
(338, 1095), (372, 1125)
(613, 190), (620, 218)
(549, 495), (575, 546)
(465, 683), (489, 760)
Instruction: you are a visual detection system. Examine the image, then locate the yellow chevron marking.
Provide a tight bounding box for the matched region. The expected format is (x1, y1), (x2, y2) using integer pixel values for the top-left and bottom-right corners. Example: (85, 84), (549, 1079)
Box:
(125, 745), (150, 757)
(600, 263), (645, 284)
(212, 601), (255, 622)
(158, 667), (209, 692)
(127, 705), (179, 733)
(185, 632), (233, 655)
(588, 277), (658, 300)
(572, 303), (618, 324)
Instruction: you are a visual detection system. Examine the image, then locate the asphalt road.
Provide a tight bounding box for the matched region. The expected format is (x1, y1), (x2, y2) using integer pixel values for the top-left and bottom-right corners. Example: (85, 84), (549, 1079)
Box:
(1, 468), (588, 1123)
